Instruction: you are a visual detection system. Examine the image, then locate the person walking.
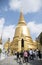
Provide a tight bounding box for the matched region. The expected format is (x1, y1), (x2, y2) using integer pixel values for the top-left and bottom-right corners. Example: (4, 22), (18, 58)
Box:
(23, 50), (28, 63)
(29, 49), (33, 60)
(16, 51), (19, 62)
(20, 51), (23, 62)
(38, 50), (41, 60)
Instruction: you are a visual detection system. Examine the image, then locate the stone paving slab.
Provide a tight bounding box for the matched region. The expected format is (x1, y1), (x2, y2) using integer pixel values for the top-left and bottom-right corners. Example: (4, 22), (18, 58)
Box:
(0, 56), (42, 65)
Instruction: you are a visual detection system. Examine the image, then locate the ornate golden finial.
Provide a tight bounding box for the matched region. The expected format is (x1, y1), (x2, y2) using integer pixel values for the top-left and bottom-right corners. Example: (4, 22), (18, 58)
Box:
(18, 7), (26, 25)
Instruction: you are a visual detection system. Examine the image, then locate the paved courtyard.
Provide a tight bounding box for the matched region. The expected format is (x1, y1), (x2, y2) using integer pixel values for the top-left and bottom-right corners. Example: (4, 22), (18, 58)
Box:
(0, 56), (42, 65)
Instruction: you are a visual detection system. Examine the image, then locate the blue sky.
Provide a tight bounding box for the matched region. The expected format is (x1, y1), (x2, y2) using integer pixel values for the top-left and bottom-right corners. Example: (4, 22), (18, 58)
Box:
(0, 0), (42, 43)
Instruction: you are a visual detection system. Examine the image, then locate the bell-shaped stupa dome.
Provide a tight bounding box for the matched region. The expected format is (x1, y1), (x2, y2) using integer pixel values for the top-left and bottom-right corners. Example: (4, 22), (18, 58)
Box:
(14, 12), (30, 37)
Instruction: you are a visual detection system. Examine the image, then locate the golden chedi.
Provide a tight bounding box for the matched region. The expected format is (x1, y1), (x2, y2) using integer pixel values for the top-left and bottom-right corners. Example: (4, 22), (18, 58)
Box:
(4, 38), (10, 51)
(4, 12), (38, 53)
(10, 12), (37, 52)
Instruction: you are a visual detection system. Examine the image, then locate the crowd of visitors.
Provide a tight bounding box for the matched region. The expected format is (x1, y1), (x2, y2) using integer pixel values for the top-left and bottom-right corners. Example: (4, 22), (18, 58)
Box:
(15, 49), (42, 63)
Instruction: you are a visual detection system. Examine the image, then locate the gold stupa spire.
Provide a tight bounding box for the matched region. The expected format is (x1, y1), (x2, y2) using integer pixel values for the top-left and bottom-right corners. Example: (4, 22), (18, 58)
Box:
(19, 12), (24, 21)
(18, 11), (26, 25)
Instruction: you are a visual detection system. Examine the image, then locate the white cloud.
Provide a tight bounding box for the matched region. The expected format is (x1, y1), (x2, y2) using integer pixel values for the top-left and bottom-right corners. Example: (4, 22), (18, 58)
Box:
(3, 25), (15, 42)
(9, 0), (42, 14)
(9, 0), (21, 11)
(0, 18), (15, 43)
(27, 21), (42, 39)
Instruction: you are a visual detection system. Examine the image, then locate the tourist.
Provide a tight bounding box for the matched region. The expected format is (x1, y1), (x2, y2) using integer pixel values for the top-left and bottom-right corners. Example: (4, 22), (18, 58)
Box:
(23, 50), (28, 62)
(20, 51), (23, 62)
(16, 51), (19, 62)
(38, 50), (41, 60)
(29, 49), (33, 60)
(33, 49), (37, 60)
